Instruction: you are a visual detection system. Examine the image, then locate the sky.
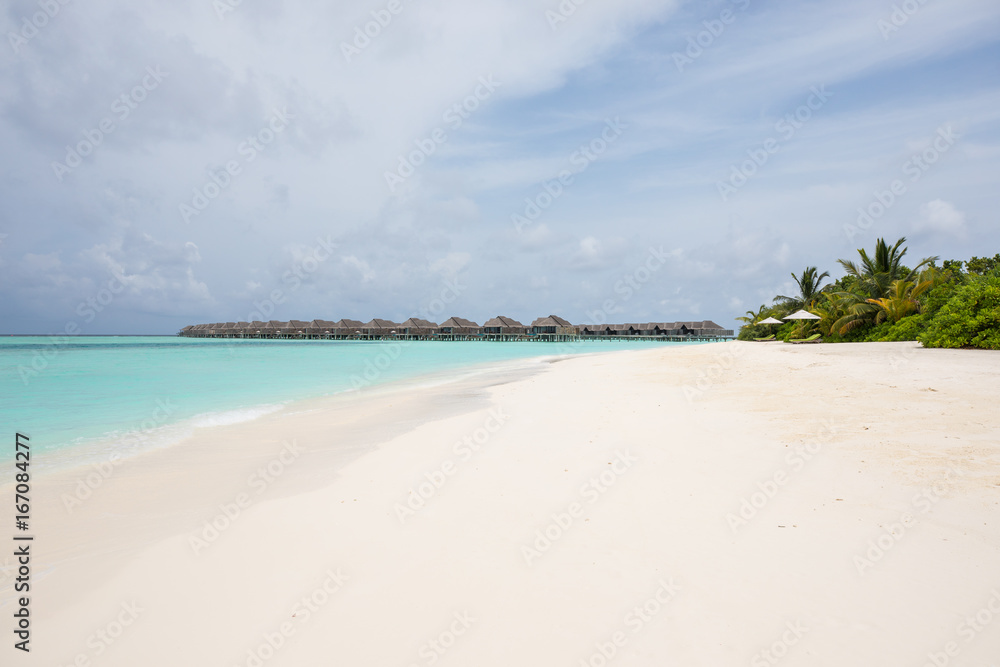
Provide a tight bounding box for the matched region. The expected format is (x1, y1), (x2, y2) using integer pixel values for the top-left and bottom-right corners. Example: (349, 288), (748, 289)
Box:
(1, 0), (998, 334)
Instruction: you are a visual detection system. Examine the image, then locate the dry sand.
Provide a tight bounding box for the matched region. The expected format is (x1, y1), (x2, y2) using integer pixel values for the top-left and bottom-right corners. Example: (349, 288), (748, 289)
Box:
(4, 341), (1000, 666)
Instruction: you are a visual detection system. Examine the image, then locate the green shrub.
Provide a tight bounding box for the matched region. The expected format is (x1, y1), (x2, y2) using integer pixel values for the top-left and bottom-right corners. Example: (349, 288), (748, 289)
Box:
(866, 314), (926, 342)
(920, 275), (1000, 349)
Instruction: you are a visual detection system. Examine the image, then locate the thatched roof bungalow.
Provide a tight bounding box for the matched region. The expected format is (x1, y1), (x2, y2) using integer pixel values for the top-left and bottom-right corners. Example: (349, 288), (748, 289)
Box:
(399, 318), (438, 338)
(286, 320), (311, 338)
(531, 315), (577, 337)
(483, 316), (528, 339)
(682, 320), (732, 337)
(331, 319), (365, 338)
(579, 324), (613, 336)
(262, 321), (287, 338)
(306, 320), (336, 337)
(362, 319), (399, 338)
(439, 317), (480, 337)
(610, 324), (640, 336)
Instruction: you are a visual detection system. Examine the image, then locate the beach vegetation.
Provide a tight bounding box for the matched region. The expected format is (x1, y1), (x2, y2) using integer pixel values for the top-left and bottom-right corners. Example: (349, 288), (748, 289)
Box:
(735, 240), (999, 349)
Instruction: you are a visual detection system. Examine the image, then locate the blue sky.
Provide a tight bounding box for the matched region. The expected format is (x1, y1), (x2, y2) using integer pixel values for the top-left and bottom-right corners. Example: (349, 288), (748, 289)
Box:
(1, 0), (998, 334)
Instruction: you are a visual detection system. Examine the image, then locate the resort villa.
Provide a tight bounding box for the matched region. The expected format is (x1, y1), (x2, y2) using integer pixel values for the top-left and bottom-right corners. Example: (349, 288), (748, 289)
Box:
(180, 316), (733, 341)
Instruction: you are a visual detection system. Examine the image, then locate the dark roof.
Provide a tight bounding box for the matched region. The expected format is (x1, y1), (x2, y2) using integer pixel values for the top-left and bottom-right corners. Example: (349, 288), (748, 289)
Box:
(333, 319), (364, 329)
(364, 319), (399, 329)
(440, 317), (479, 328)
(531, 315), (573, 327)
(400, 318), (438, 328)
(483, 316), (525, 328)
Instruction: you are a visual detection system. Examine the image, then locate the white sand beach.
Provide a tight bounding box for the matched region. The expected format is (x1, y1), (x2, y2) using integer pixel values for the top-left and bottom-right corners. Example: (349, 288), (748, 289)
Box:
(8, 341), (1000, 666)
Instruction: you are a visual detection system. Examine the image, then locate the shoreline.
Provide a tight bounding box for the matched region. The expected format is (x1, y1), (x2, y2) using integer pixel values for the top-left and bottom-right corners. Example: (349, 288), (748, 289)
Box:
(0, 351), (566, 608)
(6, 341), (999, 665)
(0, 340), (631, 476)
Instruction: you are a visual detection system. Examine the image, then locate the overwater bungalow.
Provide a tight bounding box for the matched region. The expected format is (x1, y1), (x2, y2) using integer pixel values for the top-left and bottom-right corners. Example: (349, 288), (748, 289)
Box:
(362, 319), (399, 339)
(531, 315), (577, 341)
(331, 319), (364, 339)
(306, 320), (336, 339)
(178, 316), (733, 341)
(261, 321), (286, 338)
(611, 324), (640, 337)
(286, 320), (311, 338)
(579, 324), (604, 337)
(399, 318), (438, 339)
(438, 317), (481, 340)
(483, 316), (528, 341)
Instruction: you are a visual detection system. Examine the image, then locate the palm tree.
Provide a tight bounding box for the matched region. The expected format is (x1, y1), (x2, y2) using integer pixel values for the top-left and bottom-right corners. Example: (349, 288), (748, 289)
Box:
(735, 304), (770, 325)
(832, 237), (939, 334)
(775, 267), (830, 311)
(837, 237), (939, 299)
(866, 278), (933, 324)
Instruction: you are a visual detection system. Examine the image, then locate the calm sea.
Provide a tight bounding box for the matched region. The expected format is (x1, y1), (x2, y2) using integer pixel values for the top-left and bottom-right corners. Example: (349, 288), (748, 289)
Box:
(0, 336), (702, 470)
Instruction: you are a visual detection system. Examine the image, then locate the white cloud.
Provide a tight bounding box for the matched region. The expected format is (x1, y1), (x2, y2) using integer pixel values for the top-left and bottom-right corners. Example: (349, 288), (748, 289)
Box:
(916, 199), (966, 235)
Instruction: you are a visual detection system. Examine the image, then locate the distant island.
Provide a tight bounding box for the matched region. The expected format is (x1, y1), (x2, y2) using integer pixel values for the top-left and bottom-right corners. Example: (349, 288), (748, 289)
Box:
(178, 316), (734, 342)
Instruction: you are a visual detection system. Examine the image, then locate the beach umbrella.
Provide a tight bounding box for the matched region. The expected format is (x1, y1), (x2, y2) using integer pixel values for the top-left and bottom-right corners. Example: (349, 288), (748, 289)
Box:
(758, 317), (784, 325)
(783, 309), (821, 320)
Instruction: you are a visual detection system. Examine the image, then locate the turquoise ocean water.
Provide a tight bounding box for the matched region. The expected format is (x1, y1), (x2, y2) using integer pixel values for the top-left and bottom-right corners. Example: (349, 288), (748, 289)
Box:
(0, 336), (702, 470)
